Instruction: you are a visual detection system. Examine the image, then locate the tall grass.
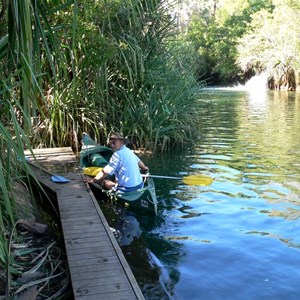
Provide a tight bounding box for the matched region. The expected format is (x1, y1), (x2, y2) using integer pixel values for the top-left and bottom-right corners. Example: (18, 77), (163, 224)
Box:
(107, 42), (200, 150)
(68, 0), (202, 149)
(0, 0), (72, 296)
(5, 0), (202, 150)
(0, 102), (37, 295)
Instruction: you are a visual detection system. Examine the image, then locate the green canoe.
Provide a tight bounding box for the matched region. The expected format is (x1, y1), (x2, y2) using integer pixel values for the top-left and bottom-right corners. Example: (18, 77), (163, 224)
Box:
(80, 133), (158, 214)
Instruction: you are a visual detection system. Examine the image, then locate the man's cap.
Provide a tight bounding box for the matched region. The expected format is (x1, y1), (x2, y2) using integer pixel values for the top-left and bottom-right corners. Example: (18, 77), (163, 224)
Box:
(109, 132), (125, 140)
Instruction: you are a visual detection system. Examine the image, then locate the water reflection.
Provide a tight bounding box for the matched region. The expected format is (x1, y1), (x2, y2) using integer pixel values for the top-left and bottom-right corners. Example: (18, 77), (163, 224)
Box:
(98, 201), (183, 299)
(246, 230), (300, 249)
(99, 90), (300, 299)
(269, 207), (300, 220)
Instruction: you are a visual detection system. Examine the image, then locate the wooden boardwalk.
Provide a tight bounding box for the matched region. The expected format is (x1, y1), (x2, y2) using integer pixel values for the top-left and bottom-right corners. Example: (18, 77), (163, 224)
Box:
(24, 147), (144, 300)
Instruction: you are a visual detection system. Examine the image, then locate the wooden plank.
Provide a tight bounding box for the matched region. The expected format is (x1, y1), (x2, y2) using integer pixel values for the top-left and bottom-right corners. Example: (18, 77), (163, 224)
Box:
(60, 210), (100, 219)
(71, 268), (128, 281)
(71, 261), (123, 273)
(66, 245), (113, 256)
(66, 250), (115, 262)
(76, 290), (136, 300)
(62, 227), (103, 237)
(72, 274), (128, 287)
(60, 217), (99, 226)
(59, 202), (95, 209)
(68, 256), (119, 267)
(59, 210), (99, 220)
(63, 228), (105, 238)
(74, 282), (133, 296)
(64, 236), (110, 247)
(65, 240), (110, 250)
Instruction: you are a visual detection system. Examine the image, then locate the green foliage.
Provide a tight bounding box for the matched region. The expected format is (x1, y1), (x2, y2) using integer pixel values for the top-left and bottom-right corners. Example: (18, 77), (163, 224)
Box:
(0, 100), (35, 281)
(0, 0), (69, 286)
(53, 0), (202, 150)
(2, 0), (202, 151)
(185, 0), (274, 84)
(236, 0), (300, 89)
(112, 39), (201, 150)
(184, 0), (300, 88)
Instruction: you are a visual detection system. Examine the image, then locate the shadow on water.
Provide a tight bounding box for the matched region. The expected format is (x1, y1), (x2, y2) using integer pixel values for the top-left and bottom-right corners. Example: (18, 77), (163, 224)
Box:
(98, 199), (183, 299)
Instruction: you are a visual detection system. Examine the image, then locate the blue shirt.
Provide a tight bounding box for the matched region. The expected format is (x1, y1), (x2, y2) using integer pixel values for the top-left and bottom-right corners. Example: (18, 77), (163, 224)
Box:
(103, 145), (143, 189)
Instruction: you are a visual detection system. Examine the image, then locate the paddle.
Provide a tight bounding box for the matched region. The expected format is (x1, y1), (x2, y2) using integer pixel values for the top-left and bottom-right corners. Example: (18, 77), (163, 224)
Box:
(83, 166), (213, 186)
(50, 175), (70, 183)
(142, 174), (213, 186)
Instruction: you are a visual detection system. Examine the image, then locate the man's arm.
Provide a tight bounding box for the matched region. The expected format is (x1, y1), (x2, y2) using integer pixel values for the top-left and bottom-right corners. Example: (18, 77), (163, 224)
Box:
(138, 160), (149, 173)
(84, 169), (108, 183)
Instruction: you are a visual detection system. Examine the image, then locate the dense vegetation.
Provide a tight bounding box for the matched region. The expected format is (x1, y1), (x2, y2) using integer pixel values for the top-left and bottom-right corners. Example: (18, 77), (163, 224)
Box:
(0, 0), (200, 297)
(183, 0), (300, 89)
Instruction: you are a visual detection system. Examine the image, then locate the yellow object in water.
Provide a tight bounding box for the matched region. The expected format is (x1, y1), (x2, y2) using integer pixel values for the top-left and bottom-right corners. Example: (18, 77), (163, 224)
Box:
(182, 174), (213, 186)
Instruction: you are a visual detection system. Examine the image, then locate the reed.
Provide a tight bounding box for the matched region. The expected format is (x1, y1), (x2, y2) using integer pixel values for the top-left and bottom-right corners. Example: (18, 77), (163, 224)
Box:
(65, 0), (202, 150)
(1, 0), (202, 151)
(0, 107), (36, 294)
(0, 0), (69, 295)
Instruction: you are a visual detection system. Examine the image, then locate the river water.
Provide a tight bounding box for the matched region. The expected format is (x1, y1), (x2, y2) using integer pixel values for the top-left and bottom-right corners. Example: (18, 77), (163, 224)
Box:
(101, 88), (300, 300)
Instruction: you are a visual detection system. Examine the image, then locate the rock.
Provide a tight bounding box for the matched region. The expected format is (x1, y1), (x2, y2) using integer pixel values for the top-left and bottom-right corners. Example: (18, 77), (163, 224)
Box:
(17, 220), (48, 235)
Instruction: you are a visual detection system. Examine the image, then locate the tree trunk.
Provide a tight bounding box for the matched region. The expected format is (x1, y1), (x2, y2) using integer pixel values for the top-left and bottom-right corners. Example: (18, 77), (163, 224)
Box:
(295, 72), (300, 91)
(268, 68), (296, 91)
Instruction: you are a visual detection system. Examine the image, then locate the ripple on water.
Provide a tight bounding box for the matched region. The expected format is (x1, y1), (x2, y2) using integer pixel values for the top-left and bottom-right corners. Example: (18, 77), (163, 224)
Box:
(139, 89), (300, 300)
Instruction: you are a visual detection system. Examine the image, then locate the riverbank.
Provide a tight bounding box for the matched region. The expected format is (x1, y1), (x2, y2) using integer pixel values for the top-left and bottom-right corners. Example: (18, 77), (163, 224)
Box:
(0, 181), (72, 299)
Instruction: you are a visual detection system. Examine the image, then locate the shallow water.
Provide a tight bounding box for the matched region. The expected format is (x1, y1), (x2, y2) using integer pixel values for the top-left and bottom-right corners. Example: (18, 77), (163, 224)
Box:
(103, 89), (300, 300)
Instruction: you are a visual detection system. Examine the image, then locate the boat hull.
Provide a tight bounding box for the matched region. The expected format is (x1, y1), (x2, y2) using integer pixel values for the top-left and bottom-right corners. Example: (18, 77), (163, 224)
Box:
(89, 178), (157, 214)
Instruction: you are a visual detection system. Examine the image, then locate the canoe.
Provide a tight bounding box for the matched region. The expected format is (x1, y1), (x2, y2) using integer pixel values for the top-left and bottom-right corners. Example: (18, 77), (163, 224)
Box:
(80, 133), (158, 214)
(80, 133), (113, 168)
